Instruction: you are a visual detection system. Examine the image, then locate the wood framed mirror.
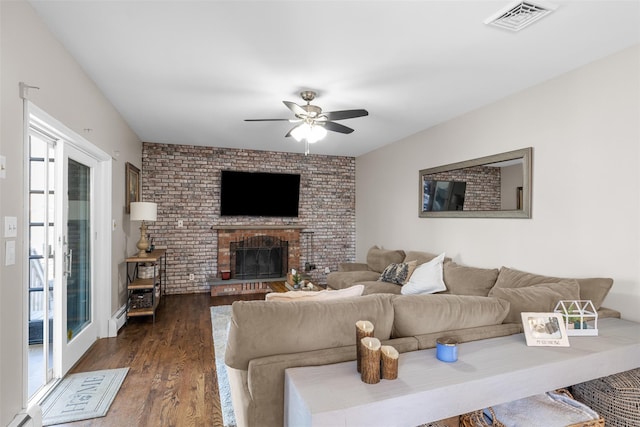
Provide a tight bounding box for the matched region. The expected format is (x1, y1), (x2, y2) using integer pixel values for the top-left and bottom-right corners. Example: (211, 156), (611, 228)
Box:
(419, 147), (532, 218)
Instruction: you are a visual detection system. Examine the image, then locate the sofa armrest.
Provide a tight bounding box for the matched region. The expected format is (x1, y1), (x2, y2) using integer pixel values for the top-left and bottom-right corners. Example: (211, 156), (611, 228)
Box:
(338, 262), (369, 272)
(246, 346), (356, 426)
(244, 338), (419, 427)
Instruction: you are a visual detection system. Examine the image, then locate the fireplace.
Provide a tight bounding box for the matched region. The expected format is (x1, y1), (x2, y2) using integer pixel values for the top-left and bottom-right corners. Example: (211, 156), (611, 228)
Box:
(212, 226), (304, 296)
(215, 226), (303, 283)
(230, 236), (288, 280)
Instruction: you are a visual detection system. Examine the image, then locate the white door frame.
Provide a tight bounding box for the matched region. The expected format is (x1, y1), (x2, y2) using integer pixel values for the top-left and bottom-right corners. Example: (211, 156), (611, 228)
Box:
(24, 103), (112, 393)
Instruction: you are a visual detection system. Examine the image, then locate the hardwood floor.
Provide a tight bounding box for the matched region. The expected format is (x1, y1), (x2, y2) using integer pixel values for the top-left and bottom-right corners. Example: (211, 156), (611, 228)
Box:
(53, 292), (264, 427)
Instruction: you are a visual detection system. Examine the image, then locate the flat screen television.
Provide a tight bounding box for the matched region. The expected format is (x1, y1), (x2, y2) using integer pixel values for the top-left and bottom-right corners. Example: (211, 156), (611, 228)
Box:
(422, 180), (466, 211)
(220, 170), (301, 217)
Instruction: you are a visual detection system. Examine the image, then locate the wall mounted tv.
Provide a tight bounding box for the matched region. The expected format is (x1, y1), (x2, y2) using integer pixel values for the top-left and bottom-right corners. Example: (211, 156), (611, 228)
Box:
(220, 170), (301, 217)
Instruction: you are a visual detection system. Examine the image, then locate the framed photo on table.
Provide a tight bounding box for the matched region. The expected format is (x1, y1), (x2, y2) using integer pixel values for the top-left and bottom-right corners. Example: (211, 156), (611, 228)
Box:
(125, 162), (140, 213)
(521, 312), (570, 347)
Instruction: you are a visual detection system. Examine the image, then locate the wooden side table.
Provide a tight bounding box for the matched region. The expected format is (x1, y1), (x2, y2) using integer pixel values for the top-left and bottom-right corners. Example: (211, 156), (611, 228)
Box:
(126, 249), (167, 322)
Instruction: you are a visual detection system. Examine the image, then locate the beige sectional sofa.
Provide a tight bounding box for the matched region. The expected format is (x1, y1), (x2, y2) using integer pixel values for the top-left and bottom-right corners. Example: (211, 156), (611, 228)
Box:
(225, 293), (520, 426)
(328, 247), (616, 314)
(224, 246), (618, 427)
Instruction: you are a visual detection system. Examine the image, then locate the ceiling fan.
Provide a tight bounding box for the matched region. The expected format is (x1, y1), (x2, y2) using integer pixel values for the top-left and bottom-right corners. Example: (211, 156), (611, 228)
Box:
(245, 91), (368, 154)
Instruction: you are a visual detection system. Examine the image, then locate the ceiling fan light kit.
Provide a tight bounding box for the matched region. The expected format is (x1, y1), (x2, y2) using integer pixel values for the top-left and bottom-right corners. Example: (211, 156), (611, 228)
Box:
(290, 123), (327, 144)
(245, 90), (368, 155)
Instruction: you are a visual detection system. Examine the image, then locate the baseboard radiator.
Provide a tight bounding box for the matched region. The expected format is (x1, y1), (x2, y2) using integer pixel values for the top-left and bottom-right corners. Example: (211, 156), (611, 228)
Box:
(108, 304), (127, 337)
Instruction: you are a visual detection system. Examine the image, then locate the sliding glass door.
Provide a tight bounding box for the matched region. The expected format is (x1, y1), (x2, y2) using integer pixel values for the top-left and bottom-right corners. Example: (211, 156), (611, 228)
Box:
(27, 130), (56, 398)
(56, 143), (98, 375)
(26, 105), (111, 405)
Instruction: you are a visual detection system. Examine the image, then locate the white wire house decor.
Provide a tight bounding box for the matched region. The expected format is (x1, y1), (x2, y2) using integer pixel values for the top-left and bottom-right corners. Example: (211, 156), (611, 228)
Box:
(554, 300), (599, 336)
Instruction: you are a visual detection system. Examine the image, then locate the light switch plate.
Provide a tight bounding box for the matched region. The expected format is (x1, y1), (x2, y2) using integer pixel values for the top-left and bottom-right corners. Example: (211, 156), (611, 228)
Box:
(4, 216), (17, 238)
(5, 241), (15, 266)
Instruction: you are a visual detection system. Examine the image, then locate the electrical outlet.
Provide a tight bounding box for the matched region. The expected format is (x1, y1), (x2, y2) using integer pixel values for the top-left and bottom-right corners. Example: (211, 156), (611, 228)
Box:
(178, 219), (184, 228)
(189, 273), (195, 281)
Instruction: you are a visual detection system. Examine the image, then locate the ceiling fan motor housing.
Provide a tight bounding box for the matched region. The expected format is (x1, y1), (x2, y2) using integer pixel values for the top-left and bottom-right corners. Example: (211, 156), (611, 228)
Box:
(300, 90), (317, 102)
(300, 104), (322, 119)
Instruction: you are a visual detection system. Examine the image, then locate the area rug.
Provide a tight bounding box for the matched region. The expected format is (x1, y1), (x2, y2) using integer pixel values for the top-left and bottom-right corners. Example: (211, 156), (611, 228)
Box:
(41, 367), (129, 426)
(211, 305), (237, 427)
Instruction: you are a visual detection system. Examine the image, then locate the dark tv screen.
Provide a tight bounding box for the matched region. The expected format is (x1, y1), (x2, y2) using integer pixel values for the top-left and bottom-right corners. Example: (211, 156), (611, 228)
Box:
(220, 170), (301, 217)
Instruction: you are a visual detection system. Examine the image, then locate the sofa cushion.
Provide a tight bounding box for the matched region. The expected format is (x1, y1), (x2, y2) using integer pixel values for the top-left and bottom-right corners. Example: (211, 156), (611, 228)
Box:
(337, 262), (369, 272)
(391, 294), (510, 338)
(366, 246), (406, 273)
(225, 293), (395, 370)
(413, 323), (523, 350)
(327, 270), (380, 290)
(403, 250), (439, 266)
(490, 267), (613, 310)
(443, 262), (499, 296)
(379, 260), (417, 285)
(490, 280), (581, 323)
(265, 285), (364, 301)
(359, 280), (403, 295)
(401, 253), (447, 295)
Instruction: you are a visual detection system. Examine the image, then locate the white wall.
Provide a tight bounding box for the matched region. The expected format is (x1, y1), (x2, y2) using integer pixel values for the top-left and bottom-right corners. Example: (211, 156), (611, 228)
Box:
(0, 1), (141, 423)
(356, 45), (640, 321)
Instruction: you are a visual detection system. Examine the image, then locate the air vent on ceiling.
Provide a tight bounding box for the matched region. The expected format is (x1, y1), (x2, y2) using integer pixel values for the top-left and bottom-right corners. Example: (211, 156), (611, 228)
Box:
(484, 1), (558, 32)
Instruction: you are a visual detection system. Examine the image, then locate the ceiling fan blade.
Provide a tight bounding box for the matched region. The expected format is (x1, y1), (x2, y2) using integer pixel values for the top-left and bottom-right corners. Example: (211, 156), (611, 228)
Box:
(284, 124), (301, 138)
(322, 109), (369, 121)
(323, 121), (354, 134)
(283, 101), (307, 117)
(244, 118), (292, 122)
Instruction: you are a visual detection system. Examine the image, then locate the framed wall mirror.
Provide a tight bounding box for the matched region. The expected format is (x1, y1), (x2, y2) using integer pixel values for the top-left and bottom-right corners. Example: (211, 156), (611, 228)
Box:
(419, 147), (532, 218)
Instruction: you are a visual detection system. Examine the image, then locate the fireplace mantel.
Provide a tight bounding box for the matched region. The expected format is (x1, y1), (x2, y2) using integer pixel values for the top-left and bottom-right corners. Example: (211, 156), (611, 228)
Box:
(212, 225), (308, 231)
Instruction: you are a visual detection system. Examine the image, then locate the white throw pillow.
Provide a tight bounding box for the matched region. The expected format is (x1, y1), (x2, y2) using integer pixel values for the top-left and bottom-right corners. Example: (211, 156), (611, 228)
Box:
(401, 253), (447, 295)
(265, 284), (365, 302)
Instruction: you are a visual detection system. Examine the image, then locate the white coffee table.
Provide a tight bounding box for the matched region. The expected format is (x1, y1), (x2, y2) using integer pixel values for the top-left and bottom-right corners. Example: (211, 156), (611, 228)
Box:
(284, 317), (640, 427)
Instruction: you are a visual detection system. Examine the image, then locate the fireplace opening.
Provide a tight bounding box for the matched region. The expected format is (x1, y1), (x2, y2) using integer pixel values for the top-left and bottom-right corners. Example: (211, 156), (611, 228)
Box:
(230, 235), (288, 280)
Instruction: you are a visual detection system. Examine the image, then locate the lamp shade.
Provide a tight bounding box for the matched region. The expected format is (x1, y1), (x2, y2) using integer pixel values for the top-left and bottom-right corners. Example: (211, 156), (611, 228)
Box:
(130, 202), (157, 222)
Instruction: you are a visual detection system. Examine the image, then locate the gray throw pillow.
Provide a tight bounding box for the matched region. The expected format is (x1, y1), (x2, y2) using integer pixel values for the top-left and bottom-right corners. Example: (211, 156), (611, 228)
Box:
(379, 261), (417, 285)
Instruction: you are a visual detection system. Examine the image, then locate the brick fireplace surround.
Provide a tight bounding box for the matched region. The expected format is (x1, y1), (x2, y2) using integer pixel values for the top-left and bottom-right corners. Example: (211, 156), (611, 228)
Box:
(211, 225), (304, 296)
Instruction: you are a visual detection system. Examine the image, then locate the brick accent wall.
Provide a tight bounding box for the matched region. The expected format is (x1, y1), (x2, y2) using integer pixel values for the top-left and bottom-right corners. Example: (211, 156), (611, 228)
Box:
(141, 143), (356, 294)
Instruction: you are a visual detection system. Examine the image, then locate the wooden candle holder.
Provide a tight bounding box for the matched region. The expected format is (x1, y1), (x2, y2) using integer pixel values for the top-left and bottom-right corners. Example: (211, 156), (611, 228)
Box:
(381, 345), (399, 380)
(355, 320), (374, 373)
(360, 337), (381, 384)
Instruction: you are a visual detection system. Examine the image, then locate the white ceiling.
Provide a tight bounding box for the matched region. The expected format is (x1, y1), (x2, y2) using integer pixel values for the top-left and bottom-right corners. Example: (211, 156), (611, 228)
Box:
(29, 1), (640, 157)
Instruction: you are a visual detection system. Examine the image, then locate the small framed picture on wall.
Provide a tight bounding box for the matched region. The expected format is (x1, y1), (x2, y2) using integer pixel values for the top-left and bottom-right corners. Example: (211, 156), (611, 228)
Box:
(125, 162), (140, 213)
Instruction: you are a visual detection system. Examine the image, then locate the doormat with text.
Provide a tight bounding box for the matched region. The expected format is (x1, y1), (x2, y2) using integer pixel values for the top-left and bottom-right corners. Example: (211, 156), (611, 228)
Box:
(41, 367), (129, 426)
